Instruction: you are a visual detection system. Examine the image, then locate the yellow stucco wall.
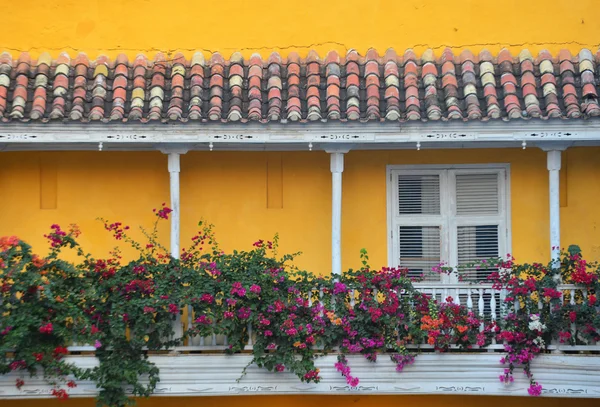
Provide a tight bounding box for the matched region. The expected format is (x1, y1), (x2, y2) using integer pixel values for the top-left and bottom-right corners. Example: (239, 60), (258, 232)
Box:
(2, 148), (600, 273)
(1, 0), (599, 58)
(2, 0), (600, 405)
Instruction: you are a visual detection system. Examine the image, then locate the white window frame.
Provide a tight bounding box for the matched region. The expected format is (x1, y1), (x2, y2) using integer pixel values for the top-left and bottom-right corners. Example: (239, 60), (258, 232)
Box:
(386, 164), (512, 284)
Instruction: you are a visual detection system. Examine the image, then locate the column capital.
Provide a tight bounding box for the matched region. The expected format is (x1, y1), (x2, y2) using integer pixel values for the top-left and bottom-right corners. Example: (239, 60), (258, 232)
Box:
(324, 144), (352, 154)
(158, 145), (190, 155)
(538, 142), (572, 152)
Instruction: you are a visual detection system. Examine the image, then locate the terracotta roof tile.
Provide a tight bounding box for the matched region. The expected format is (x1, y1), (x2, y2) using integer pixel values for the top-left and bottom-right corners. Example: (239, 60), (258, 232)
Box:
(403, 49), (421, 121)
(345, 50), (361, 121)
(10, 53), (30, 120)
(285, 52), (302, 121)
(187, 52), (205, 121)
(558, 50), (582, 119)
(49, 54), (70, 120)
(364, 49), (381, 120)
(1, 48), (600, 123)
(579, 49), (600, 117)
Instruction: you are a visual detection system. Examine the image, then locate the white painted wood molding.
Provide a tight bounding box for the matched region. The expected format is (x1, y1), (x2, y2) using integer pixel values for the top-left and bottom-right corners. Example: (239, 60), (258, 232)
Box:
(1, 354), (598, 399)
(0, 121), (600, 151)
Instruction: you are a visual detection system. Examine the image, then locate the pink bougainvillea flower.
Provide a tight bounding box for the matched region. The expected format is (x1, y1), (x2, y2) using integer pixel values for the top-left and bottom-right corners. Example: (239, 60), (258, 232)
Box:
(196, 315), (212, 325)
(528, 383), (543, 396)
(154, 203), (173, 220)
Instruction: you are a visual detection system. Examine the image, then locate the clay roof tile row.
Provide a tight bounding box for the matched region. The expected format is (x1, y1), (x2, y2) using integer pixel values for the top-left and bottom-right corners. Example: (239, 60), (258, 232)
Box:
(0, 48), (599, 124)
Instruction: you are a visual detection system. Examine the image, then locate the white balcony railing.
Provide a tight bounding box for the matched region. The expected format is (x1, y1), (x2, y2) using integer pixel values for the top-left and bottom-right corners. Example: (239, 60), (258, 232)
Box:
(4, 283), (600, 400)
(66, 283), (600, 353)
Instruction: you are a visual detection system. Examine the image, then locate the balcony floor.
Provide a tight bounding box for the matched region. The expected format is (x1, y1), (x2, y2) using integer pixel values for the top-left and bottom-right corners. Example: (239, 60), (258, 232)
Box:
(1, 353), (599, 399)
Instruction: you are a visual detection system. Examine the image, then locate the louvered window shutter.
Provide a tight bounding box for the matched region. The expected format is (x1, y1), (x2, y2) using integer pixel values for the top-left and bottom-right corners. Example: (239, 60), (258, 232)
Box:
(396, 174), (442, 281)
(398, 175), (441, 215)
(399, 225), (442, 280)
(455, 173), (501, 281)
(455, 173), (499, 215)
(390, 167), (508, 285)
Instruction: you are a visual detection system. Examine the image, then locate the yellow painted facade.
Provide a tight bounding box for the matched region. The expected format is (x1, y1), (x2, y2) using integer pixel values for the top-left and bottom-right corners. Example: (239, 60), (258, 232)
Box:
(1, 0), (599, 59)
(2, 148), (600, 274)
(1, 0), (600, 405)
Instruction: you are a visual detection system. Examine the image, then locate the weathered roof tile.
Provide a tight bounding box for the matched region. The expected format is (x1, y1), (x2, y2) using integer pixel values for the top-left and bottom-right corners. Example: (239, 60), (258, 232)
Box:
(0, 48), (598, 123)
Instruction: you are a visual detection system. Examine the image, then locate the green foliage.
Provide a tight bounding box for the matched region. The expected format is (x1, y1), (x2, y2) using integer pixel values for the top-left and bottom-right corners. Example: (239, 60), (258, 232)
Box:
(1, 212), (599, 405)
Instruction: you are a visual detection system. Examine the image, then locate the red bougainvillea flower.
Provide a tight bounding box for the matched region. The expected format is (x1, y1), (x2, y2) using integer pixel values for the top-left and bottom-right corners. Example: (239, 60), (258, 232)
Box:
(44, 224), (70, 247)
(1, 326), (13, 335)
(195, 315), (212, 325)
(303, 369), (321, 382)
(39, 322), (53, 335)
(9, 360), (26, 371)
(51, 388), (69, 400)
(153, 203), (172, 220)
(103, 222), (128, 240)
(200, 293), (214, 303)
(52, 346), (68, 360)
(0, 235), (19, 252)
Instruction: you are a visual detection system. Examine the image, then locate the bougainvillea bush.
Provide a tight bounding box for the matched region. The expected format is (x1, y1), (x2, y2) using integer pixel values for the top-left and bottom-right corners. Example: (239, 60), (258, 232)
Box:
(1, 208), (599, 406)
(480, 246), (600, 396)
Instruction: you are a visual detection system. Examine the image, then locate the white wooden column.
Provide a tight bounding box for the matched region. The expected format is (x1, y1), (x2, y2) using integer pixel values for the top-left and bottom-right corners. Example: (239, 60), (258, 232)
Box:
(160, 148), (188, 259)
(167, 152), (182, 259)
(547, 150), (562, 264)
(326, 148), (349, 276)
(541, 144), (570, 266)
(161, 148), (188, 342)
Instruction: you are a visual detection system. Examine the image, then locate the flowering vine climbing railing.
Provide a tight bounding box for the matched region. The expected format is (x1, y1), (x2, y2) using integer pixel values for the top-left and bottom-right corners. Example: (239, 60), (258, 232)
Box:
(1, 207), (599, 406)
(64, 284), (598, 353)
(159, 283), (597, 353)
